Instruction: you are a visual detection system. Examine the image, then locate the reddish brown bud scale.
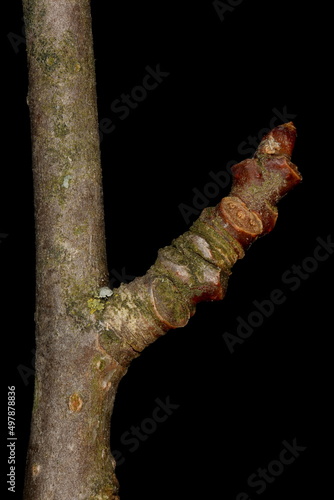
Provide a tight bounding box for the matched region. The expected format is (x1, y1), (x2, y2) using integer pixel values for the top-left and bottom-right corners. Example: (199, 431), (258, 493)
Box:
(255, 121), (297, 158)
(228, 122), (302, 243)
(264, 157), (302, 199)
(231, 159), (263, 189)
(255, 202), (278, 235)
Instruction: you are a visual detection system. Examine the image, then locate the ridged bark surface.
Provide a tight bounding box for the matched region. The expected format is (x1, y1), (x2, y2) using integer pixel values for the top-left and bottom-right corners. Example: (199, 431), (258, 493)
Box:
(99, 123), (301, 369)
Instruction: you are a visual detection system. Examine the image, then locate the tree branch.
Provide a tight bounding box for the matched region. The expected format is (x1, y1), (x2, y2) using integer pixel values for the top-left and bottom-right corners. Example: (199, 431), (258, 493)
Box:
(99, 123), (301, 367)
(22, 2), (119, 499)
(23, 0), (109, 302)
(22, 2), (301, 498)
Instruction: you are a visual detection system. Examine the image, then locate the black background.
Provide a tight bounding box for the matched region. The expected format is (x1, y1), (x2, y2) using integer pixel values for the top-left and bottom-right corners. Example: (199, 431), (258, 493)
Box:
(2, 1), (332, 499)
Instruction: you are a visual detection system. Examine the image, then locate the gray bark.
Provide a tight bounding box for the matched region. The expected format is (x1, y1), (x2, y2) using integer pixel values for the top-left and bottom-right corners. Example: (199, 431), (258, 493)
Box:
(22, 1), (123, 498)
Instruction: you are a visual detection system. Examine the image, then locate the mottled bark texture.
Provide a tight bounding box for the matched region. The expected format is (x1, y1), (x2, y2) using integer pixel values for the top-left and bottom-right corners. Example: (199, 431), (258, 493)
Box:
(22, 1), (121, 499)
(22, 1), (302, 499)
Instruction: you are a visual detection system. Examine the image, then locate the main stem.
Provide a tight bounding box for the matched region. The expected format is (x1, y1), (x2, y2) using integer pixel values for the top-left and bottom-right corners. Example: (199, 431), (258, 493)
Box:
(22, 1), (122, 498)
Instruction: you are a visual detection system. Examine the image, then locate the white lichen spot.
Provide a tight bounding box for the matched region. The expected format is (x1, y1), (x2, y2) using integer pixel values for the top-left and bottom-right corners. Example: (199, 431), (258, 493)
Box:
(62, 175), (72, 188)
(264, 136), (280, 154)
(98, 287), (113, 298)
(101, 380), (111, 390)
(191, 234), (213, 259)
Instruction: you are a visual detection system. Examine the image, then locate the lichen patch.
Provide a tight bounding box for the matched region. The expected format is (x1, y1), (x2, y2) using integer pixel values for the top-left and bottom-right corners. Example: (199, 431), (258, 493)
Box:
(68, 393), (83, 413)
